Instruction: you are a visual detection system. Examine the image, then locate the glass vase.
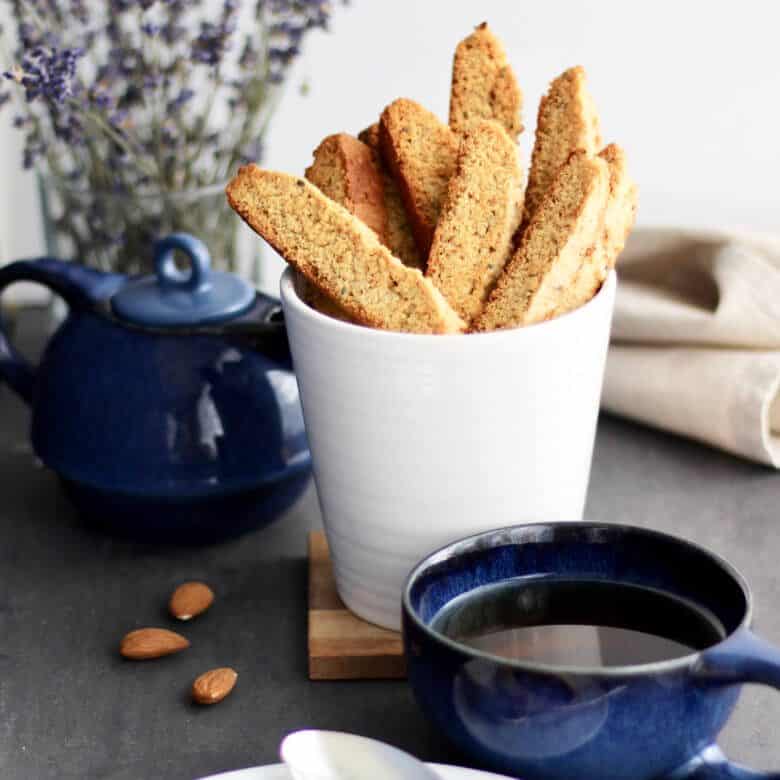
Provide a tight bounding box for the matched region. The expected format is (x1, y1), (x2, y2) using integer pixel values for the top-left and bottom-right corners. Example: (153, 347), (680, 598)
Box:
(38, 174), (262, 284)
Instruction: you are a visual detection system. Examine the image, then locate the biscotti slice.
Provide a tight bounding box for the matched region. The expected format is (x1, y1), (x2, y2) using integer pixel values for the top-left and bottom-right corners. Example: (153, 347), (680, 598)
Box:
(449, 22), (523, 138)
(305, 133), (388, 243)
(358, 123), (423, 270)
(426, 120), (524, 323)
(472, 150), (609, 332)
(298, 278), (354, 323)
(597, 143), (638, 270)
(571, 144), (639, 302)
(566, 143), (638, 304)
(303, 132), (385, 323)
(226, 166), (465, 334)
(379, 98), (459, 257)
(522, 66), (602, 230)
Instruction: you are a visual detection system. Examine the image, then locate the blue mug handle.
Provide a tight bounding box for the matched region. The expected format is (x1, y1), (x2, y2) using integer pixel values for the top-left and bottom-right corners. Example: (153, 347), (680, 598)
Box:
(0, 258), (125, 403)
(666, 627), (780, 779)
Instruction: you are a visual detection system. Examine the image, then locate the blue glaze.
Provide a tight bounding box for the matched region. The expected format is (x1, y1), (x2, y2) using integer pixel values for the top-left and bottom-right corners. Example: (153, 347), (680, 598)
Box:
(402, 523), (780, 780)
(0, 260), (125, 403)
(60, 470), (310, 544)
(0, 239), (310, 543)
(112, 234), (255, 327)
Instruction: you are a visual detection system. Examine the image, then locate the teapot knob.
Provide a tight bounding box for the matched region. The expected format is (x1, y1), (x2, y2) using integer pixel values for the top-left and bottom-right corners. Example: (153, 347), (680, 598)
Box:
(113, 232), (254, 326)
(154, 233), (212, 294)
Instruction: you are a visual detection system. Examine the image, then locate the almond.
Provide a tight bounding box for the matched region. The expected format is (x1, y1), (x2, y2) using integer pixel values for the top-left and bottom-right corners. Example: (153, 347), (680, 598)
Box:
(192, 667), (238, 705)
(120, 628), (190, 660)
(169, 581), (214, 621)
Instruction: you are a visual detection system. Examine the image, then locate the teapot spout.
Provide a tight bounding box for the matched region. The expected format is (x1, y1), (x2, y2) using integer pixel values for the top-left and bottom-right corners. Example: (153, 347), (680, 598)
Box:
(0, 258), (126, 309)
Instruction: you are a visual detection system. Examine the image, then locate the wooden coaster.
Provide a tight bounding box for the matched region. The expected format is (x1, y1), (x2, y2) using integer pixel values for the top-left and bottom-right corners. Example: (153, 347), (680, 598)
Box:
(308, 530), (406, 680)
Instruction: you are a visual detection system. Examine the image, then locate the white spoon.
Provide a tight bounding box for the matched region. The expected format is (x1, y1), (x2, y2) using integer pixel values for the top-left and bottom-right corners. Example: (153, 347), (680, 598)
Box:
(280, 730), (441, 780)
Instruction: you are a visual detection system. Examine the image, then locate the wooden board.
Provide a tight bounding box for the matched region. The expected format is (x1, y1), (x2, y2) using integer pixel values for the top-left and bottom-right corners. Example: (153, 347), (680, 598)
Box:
(308, 530), (406, 680)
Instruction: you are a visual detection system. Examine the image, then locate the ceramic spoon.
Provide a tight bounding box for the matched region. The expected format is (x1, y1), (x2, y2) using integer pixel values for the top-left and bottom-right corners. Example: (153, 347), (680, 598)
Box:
(280, 730), (441, 780)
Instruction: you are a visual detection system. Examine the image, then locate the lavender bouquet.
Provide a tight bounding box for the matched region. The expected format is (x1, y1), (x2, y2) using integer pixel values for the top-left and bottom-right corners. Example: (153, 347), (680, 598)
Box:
(0, 0), (337, 275)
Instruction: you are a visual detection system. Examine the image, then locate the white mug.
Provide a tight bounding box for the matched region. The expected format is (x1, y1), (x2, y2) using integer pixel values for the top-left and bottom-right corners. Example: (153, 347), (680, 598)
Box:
(281, 269), (617, 630)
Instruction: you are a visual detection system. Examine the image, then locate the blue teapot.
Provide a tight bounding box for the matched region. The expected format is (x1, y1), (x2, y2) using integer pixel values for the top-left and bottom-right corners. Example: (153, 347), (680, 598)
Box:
(0, 233), (311, 543)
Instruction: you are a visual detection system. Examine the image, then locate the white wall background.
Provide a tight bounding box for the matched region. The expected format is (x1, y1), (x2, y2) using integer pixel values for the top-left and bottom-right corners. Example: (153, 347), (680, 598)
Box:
(2, 0), (779, 292)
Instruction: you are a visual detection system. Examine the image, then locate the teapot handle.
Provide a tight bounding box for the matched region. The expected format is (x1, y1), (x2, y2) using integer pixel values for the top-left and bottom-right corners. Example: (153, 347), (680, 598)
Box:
(0, 258), (125, 404)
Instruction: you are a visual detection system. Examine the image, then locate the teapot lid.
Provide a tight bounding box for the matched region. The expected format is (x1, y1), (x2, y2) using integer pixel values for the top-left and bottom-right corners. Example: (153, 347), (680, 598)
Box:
(111, 233), (255, 327)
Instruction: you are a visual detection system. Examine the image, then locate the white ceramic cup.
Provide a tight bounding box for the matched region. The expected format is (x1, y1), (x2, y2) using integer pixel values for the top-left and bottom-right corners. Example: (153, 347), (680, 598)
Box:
(281, 269), (617, 630)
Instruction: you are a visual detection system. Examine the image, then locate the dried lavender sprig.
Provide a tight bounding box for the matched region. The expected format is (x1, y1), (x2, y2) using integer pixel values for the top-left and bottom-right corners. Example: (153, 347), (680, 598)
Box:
(4, 0), (339, 186)
(1, 0), (343, 273)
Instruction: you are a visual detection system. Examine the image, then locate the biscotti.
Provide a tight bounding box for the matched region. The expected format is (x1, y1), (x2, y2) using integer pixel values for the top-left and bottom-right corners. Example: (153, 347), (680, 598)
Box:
(226, 166), (465, 334)
(379, 98), (459, 257)
(304, 132), (384, 321)
(570, 144), (639, 303)
(298, 278), (354, 323)
(305, 133), (388, 242)
(597, 143), (638, 270)
(426, 120), (524, 323)
(521, 66), (602, 230)
(225, 24), (636, 335)
(449, 23), (523, 139)
(358, 123), (423, 270)
(472, 150), (609, 331)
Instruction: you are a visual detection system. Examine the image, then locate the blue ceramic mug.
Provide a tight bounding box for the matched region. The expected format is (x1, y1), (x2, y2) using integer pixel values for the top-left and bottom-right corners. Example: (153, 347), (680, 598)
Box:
(402, 523), (780, 780)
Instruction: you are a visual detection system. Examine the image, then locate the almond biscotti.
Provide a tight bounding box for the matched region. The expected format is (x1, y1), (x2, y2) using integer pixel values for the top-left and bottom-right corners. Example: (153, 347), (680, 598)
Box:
(570, 144), (639, 303)
(304, 132), (388, 322)
(298, 278), (353, 323)
(426, 120), (524, 323)
(305, 133), (387, 242)
(597, 143), (638, 270)
(226, 165), (465, 334)
(472, 150), (609, 332)
(303, 133), (387, 323)
(449, 22), (523, 139)
(379, 98), (459, 257)
(358, 123), (423, 270)
(522, 66), (602, 230)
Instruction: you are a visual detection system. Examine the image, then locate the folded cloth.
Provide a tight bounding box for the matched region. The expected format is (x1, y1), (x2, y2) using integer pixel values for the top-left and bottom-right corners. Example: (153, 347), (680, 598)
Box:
(603, 227), (780, 467)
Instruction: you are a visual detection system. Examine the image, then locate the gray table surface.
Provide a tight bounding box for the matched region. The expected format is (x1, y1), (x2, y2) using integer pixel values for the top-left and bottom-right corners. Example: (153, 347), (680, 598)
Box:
(1, 311), (778, 779)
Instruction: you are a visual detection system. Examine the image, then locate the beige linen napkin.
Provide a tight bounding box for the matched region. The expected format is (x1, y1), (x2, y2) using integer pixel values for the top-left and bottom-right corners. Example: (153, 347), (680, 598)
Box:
(603, 227), (780, 467)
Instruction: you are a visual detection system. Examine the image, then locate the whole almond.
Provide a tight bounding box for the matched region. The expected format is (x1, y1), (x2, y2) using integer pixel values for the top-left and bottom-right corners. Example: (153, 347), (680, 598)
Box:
(169, 581), (214, 621)
(120, 628), (190, 660)
(192, 667), (238, 705)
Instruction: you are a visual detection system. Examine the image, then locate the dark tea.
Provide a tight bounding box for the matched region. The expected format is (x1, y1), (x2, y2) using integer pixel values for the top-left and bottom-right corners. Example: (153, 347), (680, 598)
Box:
(430, 578), (726, 667)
